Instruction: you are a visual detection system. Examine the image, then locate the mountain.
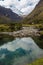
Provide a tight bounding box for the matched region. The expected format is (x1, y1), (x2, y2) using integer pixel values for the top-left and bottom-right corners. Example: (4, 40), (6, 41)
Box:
(23, 0), (43, 24)
(0, 6), (22, 23)
(0, 0), (40, 16)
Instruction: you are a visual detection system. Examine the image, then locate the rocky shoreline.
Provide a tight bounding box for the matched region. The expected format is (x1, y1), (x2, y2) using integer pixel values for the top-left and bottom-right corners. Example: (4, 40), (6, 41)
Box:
(0, 27), (40, 37)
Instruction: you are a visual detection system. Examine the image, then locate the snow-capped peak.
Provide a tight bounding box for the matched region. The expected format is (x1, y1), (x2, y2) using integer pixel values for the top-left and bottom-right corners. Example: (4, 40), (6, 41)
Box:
(0, 0), (40, 16)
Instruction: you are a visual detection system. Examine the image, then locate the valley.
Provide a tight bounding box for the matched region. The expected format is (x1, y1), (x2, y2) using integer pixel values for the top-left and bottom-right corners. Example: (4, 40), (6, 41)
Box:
(0, 0), (43, 65)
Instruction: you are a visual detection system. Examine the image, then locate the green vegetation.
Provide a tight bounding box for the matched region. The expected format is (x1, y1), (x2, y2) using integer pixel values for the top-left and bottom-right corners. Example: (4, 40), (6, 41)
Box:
(22, 0), (43, 24)
(22, 23), (43, 49)
(0, 34), (14, 45)
(0, 23), (22, 32)
(28, 58), (43, 65)
(0, 0), (43, 49)
(22, 5), (43, 44)
(32, 35), (43, 49)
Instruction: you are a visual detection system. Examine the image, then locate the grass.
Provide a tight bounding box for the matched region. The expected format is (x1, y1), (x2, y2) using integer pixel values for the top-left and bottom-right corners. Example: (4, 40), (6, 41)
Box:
(39, 31), (43, 35)
(28, 58), (43, 65)
(0, 23), (22, 32)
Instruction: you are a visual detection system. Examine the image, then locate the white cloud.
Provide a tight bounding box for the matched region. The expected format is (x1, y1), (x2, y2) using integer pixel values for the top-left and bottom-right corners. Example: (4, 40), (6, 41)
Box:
(0, 37), (40, 52)
(0, 0), (40, 16)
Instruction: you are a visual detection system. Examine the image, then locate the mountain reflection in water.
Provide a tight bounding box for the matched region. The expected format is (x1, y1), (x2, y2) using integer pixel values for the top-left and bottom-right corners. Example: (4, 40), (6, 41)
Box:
(0, 36), (43, 65)
(0, 34), (14, 45)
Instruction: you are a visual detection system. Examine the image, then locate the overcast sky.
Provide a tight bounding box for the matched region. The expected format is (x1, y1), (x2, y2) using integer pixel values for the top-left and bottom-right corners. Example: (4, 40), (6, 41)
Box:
(0, 0), (40, 16)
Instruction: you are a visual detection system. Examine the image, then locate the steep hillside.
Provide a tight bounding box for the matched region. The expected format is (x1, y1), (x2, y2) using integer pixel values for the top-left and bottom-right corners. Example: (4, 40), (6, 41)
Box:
(0, 6), (22, 23)
(23, 0), (43, 24)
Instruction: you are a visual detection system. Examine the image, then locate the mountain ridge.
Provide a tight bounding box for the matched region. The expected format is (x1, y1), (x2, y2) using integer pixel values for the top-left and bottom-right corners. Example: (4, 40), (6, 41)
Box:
(23, 0), (43, 24)
(0, 6), (22, 23)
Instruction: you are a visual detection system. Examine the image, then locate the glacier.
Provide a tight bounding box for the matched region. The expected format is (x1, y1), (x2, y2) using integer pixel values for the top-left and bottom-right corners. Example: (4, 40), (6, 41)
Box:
(0, 0), (40, 16)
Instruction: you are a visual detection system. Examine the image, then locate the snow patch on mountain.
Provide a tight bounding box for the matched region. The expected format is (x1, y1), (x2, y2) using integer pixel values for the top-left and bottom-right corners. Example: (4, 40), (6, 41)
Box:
(0, 0), (40, 16)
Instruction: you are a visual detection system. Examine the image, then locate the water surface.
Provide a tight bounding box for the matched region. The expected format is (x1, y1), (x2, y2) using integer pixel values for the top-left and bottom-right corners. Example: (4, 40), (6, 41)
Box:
(0, 36), (43, 65)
